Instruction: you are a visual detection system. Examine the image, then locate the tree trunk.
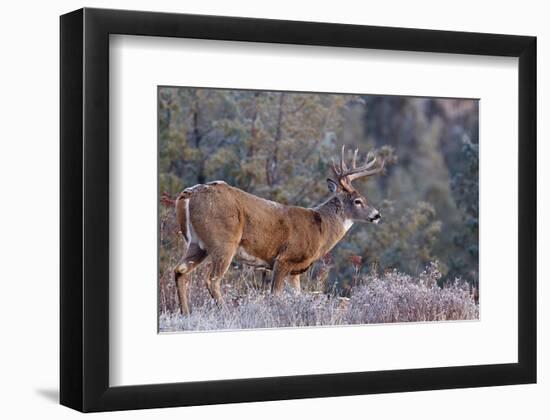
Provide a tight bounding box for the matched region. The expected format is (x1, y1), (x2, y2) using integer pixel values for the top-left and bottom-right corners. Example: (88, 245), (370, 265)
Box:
(266, 92), (285, 187)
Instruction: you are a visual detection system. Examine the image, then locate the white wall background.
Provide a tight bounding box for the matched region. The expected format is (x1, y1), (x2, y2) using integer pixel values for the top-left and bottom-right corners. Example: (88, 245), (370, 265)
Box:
(0, 0), (546, 418)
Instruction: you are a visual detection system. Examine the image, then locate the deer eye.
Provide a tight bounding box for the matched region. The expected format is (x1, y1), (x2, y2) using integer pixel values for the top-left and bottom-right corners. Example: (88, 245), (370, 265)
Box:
(354, 199), (363, 206)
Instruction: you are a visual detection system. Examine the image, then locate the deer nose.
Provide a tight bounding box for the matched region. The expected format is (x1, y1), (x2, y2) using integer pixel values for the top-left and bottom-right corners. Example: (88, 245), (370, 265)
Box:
(369, 212), (381, 224)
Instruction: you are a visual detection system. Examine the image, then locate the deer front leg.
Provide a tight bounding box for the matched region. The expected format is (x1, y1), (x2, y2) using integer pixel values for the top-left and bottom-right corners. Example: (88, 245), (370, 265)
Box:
(288, 274), (301, 293)
(271, 261), (291, 295)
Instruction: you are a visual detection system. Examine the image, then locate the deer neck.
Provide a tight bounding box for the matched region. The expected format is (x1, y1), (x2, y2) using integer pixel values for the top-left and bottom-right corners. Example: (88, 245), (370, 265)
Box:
(313, 197), (353, 255)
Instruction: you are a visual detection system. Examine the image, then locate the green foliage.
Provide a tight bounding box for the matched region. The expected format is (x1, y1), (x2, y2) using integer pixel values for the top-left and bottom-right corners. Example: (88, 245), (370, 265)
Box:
(449, 138), (479, 285)
(354, 201), (443, 274)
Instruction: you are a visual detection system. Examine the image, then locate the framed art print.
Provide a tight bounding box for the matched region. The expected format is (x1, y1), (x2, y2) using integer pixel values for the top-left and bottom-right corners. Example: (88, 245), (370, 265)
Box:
(60, 8), (536, 412)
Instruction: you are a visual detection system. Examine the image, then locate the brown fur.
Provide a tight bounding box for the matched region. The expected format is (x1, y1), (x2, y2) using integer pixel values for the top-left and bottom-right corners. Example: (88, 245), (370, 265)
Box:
(173, 181), (381, 315)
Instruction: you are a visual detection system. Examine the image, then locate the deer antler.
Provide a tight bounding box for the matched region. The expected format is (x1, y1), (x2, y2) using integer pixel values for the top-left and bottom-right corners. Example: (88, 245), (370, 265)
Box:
(331, 145), (385, 192)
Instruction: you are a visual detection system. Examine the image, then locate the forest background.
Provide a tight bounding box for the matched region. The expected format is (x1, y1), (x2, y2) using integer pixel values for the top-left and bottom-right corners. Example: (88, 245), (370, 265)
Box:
(158, 87), (479, 316)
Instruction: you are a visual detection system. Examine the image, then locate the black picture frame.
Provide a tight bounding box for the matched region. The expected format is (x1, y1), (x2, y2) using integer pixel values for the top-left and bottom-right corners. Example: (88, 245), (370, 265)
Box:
(60, 7), (537, 412)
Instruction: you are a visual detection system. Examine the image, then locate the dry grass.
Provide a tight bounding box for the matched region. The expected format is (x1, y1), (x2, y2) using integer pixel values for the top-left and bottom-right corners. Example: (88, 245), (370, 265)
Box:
(158, 262), (478, 333)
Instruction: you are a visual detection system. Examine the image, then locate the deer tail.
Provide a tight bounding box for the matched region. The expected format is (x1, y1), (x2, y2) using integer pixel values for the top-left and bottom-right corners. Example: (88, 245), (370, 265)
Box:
(175, 191), (192, 242)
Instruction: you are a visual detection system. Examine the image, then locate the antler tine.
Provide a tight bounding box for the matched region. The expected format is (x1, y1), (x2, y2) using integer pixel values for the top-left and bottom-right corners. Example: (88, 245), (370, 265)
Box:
(340, 145), (348, 172)
(343, 151), (378, 176)
(365, 151), (374, 164)
(347, 157), (385, 182)
(352, 149), (359, 169)
(331, 158), (341, 177)
(330, 146), (385, 191)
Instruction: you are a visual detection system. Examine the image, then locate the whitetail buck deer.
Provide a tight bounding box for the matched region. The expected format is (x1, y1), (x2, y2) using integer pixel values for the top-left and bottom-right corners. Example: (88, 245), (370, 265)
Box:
(173, 146), (385, 315)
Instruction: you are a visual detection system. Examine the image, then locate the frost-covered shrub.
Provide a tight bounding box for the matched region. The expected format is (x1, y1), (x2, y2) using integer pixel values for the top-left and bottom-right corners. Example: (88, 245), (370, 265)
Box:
(345, 262), (477, 324)
(159, 262), (478, 332)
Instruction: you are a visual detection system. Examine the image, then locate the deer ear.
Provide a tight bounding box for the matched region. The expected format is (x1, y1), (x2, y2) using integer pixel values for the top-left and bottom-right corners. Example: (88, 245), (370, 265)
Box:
(327, 178), (339, 193)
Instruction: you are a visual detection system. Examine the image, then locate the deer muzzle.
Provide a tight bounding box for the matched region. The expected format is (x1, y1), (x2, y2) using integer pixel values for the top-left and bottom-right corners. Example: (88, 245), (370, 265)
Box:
(368, 210), (381, 224)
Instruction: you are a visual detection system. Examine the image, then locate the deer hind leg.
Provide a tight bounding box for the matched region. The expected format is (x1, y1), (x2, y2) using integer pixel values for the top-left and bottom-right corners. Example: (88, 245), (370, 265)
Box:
(174, 243), (207, 316)
(205, 248), (236, 307)
(288, 274), (301, 294)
